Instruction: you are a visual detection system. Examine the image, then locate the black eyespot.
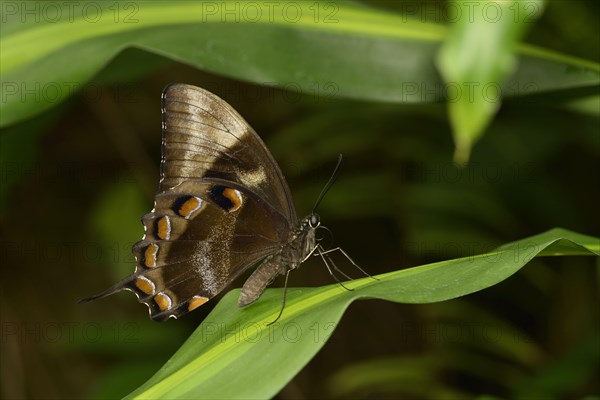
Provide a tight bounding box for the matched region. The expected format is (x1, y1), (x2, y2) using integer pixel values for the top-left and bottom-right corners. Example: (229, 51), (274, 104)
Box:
(309, 213), (320, 228)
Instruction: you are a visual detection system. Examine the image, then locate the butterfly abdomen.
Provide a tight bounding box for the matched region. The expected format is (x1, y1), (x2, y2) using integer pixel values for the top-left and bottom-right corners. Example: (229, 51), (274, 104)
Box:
(238, 254), (281, 306)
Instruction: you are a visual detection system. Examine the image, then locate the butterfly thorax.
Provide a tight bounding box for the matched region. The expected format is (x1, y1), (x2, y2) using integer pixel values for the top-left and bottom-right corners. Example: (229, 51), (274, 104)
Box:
(237, 214), (319, 307)
(282, 215), (319, 264)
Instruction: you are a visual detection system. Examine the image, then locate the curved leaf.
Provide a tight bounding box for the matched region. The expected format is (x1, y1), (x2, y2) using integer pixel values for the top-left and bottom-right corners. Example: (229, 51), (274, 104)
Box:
(125, 228), (598, 399)
(1, 1), (598, 127)
(437, 0), (545, 162)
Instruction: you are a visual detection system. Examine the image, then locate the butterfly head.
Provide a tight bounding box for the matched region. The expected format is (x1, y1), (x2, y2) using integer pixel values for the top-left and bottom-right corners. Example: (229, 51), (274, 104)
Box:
(299, 213), (321, 234)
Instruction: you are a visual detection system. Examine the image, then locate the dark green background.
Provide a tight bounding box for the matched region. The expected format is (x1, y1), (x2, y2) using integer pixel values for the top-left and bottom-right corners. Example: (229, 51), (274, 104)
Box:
(1, 0), (598, 399)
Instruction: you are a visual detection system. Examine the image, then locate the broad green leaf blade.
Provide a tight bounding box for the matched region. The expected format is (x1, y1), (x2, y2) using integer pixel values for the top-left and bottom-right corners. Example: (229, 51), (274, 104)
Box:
(126, 228), (598, 399)
(436, 0), (545, 163)
(2, 1), (599, 127)
(0, 0), (443, 127)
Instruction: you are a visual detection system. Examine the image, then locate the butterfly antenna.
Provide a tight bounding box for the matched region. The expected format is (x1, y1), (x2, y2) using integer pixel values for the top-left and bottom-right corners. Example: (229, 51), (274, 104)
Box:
(312, 154), (344, 213)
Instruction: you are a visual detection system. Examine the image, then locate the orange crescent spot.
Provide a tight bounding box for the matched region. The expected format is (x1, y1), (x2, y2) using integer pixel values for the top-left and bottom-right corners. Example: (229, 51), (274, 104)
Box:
(154, 293), (171, 311)
(144, 244), (159, 268)
(188, 296), (209, 312)
(178, 196), (202, 218)
(222, 188), (243, 212)
(157, 216), (170, 240)
(134, 277), (155, 295)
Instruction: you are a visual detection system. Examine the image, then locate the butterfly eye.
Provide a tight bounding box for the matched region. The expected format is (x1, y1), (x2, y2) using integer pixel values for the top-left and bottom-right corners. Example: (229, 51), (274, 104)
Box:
(309, 214), (320, 228)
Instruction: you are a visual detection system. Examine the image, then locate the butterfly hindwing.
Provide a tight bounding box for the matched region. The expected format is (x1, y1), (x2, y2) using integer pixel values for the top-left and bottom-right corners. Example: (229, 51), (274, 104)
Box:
(130, 177), (288, 320)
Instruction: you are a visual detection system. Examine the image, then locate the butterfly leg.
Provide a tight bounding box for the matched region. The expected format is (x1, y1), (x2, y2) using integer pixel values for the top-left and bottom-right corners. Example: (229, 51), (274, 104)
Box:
(318, 247), (378, 280)
(267, 270), (291, 326)
(317, 247), (353, 291)
(320, 251), (353, 281)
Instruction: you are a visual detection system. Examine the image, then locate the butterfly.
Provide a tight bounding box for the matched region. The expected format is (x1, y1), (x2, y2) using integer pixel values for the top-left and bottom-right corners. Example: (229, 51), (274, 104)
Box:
(80, 83), (366, 322)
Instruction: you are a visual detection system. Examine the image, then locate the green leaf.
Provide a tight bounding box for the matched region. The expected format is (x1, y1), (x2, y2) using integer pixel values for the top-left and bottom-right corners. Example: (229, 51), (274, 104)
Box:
(125, 228), (598, 399)
(2, 0), (598, 128)
(436, 0), (545, 162)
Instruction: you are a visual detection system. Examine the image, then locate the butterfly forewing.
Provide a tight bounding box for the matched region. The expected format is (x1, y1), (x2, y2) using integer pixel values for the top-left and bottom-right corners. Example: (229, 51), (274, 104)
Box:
(160, 84), (296, 225)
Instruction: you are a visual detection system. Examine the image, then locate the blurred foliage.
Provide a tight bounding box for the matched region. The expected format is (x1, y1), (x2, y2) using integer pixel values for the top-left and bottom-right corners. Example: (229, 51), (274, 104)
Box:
(1, 0), (599, 399)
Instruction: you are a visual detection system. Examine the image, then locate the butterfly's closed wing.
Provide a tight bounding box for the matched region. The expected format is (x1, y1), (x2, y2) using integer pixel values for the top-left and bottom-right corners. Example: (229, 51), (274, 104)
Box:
(160, 84), (296, 227)
(81, 84), (297, 321)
